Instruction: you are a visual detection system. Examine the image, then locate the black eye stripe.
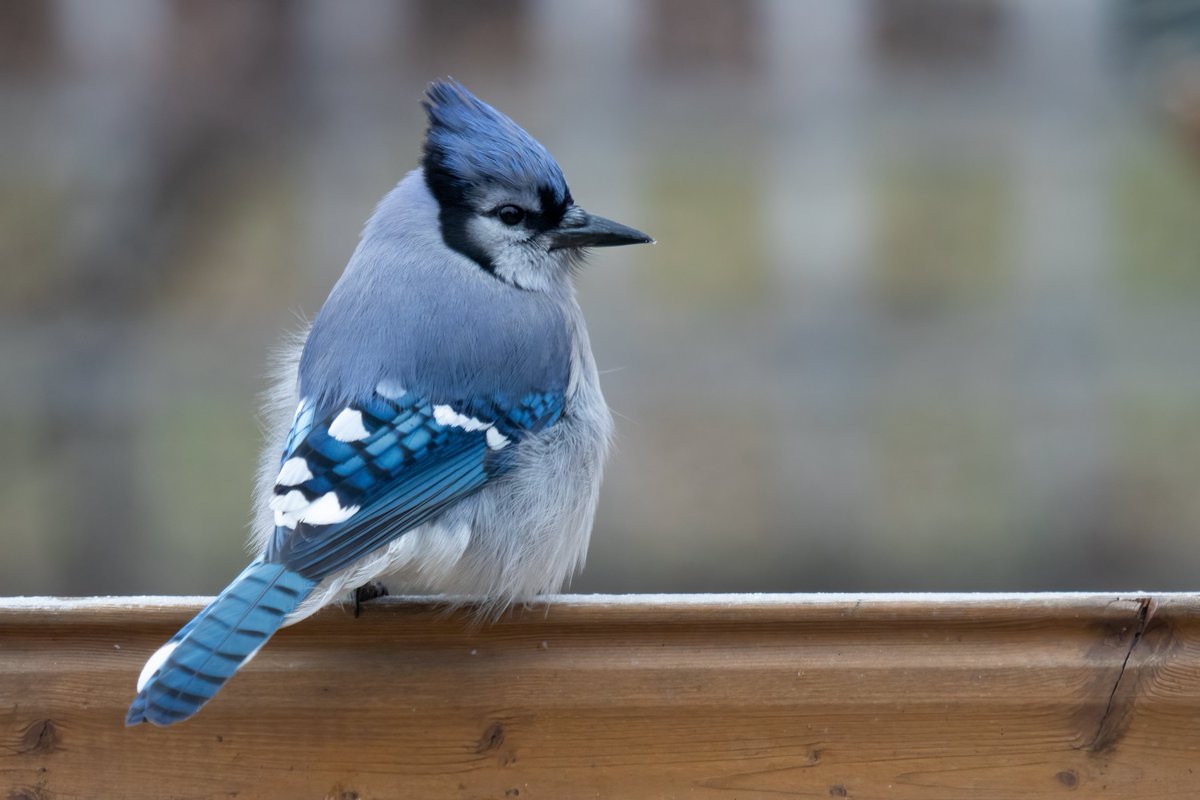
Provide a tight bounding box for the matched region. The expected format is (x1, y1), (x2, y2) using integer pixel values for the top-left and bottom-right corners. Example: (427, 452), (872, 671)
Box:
(538, 185), (569, 227)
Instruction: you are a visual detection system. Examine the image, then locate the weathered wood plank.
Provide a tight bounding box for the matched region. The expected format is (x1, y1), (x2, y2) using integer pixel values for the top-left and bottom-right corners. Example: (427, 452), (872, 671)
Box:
(1, 594), (1197, 799)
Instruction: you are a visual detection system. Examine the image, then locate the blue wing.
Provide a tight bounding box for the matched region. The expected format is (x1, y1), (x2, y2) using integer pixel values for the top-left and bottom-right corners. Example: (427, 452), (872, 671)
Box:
(265, 385), (563, 578)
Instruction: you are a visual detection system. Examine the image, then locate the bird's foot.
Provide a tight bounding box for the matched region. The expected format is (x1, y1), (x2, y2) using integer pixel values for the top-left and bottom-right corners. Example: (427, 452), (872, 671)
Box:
(352, 581), (389, 617)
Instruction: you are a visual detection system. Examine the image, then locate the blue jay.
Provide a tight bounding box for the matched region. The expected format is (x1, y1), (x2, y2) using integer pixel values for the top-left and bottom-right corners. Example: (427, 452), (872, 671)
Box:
(126, 79), (651, 726)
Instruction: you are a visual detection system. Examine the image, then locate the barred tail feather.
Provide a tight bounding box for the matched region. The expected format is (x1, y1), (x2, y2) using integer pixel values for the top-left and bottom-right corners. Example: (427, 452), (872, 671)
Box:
(126, 560), (316, 726)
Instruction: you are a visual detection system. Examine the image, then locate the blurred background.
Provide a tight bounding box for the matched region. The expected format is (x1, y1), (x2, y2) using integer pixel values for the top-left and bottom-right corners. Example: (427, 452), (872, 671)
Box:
(3, 0), (1200, 596)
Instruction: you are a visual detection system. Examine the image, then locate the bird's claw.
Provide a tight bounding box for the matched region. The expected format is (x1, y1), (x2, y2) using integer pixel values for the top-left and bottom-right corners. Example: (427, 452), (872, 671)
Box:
(351, 581), (389, 617)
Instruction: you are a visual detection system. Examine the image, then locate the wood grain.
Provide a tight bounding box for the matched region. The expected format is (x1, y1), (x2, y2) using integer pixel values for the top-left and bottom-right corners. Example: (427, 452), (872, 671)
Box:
(1, 594), (1198, 799)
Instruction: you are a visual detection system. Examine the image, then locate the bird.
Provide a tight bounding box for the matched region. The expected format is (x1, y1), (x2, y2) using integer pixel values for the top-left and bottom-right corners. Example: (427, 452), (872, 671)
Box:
(126, 79), (652, 726)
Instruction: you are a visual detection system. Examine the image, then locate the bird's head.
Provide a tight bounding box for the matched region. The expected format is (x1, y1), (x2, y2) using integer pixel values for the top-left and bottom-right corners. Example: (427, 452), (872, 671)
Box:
(421, 79), (652, 292)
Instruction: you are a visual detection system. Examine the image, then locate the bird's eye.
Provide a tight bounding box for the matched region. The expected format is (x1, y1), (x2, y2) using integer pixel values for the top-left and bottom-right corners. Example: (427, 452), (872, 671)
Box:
(497, 205), (526, 226)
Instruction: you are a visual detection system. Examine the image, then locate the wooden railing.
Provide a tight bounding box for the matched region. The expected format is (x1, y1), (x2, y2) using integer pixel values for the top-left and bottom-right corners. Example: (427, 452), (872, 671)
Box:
(2, 593), (1197, 798)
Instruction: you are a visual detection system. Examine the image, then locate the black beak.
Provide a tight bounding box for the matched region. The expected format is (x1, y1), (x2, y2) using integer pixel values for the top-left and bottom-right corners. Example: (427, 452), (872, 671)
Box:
(548, 206), (654, 251)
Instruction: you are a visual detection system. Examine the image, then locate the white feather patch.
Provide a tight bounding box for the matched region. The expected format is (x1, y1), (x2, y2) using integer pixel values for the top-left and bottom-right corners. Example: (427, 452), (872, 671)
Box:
(388, 522), (472, 576)
(486, 427), (510, 450)
(297, 491), (360, 526)
(376, 379), (407, 399)
(432, 405), (489, 432)
(269, 489), (309, 513)
(329, 408), (370, 442)
(276, 457), (313, 487)
(136, 641), (179, 692)
(274, 491), (359, 529)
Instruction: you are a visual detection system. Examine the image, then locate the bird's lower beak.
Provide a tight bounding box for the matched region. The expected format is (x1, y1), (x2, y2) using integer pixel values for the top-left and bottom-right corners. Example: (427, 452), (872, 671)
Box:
(548, 206), (654, 251)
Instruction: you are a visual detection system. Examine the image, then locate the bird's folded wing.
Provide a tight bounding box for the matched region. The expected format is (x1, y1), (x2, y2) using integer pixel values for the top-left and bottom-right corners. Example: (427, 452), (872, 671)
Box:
(263, 386), (563, 578)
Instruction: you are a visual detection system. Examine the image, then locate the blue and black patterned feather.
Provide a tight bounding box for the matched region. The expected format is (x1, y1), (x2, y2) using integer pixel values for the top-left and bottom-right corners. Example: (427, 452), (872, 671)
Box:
(269, 387), (563, 577)
(125, 561), (316, 726)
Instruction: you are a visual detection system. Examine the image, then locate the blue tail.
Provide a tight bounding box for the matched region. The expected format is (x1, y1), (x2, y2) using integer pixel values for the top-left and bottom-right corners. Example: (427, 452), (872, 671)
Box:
(126, 560), (317, 726)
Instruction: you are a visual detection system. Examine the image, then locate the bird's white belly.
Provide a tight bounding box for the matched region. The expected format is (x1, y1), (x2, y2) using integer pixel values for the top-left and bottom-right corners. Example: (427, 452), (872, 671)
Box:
(288, 519), (474, 620)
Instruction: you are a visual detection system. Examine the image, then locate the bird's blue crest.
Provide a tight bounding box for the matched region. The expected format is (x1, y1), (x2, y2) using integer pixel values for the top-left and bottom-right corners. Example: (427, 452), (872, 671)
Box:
(422, 79), (571, 210)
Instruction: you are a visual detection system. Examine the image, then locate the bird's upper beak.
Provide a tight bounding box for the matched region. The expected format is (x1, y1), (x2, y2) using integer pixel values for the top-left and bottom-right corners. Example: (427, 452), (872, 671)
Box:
(548, 206), (654, 251)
